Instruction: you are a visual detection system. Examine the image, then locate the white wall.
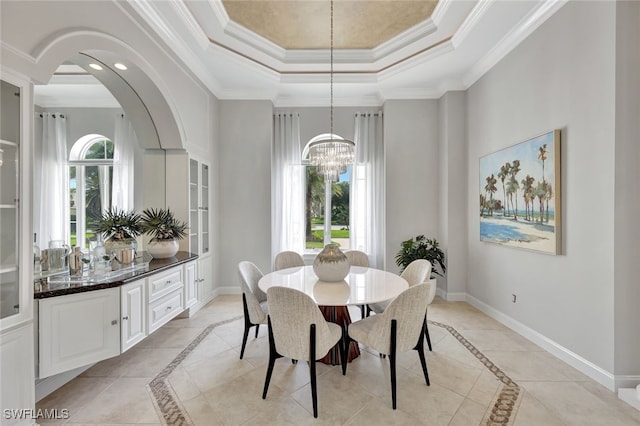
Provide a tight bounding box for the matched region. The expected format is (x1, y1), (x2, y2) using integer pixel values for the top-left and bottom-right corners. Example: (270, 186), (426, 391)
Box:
(438, 92), (467, 296)
(384, 100), (440, 272)
(613, 0), (640, 381)
(466, 1), (616, 373)
(218, 100), (273, 288)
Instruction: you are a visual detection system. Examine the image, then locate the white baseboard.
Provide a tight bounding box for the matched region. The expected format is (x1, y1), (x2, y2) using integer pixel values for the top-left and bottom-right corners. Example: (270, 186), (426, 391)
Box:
(618, 387), (640, 411)
(35, 364), (93, 402)
(616, 375), (640, 390)
(465, 293), (617, 391)
(214, 286), (241, 295)
(444, 291), (467, 301)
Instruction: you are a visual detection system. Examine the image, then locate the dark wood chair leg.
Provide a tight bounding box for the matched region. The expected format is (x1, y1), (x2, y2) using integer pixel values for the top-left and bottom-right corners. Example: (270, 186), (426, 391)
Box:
(359, 305), (365, 319)
(415, 320), (430, 386)
(309, 324), (318, 418)
(341, 325), (349, 376)
(262, 317), (283, 399)
(255, 324), (260, 338)
(424, 322), (432, 351)
(240, 293), (252, 359)
(390, 319), (397, 410)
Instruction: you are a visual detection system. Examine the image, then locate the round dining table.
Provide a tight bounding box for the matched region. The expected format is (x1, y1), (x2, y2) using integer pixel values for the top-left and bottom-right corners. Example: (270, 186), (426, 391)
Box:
(258, 265), (408, 365)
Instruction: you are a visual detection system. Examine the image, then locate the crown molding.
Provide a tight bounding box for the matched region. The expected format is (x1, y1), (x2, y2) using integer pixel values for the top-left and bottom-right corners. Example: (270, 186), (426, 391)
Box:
(452, 0), (495, 47)
(430, 0), (453, 26)
(373, 18), (437, 60)
(168, 0), (211, 51)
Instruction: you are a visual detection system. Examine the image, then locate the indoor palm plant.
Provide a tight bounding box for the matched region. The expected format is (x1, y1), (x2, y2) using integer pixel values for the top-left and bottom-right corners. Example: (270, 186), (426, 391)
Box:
(95, 207), (143, 252)
(395, 235), (446, 278)
(140, 207), (188, 258)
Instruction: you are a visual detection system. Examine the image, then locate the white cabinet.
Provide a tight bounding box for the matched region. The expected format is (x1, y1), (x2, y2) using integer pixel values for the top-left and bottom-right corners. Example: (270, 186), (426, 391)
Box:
(39, 288), (120, 378)
(120, 279), (146, 352)
(188, 157), (210, 256)
(183, 260), (198, 309)
(147, 267), (184, 333)
(198, 256), (213, 304)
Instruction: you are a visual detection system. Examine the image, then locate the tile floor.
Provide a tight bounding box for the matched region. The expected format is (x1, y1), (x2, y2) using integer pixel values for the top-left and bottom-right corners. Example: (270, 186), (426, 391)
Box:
(37, 295), (640, 425)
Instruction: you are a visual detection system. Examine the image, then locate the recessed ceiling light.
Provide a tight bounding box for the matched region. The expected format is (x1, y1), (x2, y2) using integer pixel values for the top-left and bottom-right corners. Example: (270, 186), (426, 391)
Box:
(89, 63), (103, 71)
(114, 63), (127, 71)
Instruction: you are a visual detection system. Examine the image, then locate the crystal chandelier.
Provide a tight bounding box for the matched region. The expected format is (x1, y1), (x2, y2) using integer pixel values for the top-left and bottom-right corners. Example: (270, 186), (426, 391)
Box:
(306, 0), (355, 182)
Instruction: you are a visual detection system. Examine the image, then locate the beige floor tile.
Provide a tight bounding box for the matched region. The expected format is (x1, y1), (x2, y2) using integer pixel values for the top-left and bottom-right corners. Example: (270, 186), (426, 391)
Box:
(179, 394), (223, 425)
(182, 348), (255, 393)
(416, 349), (483, 397)
(179, 331), (234, 367)
(449, 397), (489, 426)
(343, 397), (425, 425)
(466, 370), (502, 407)
(136, 326), (204, 349)
(462, 329), (541, 352)
(68, 378), (160, 424)
(512, 390), (568, 426)
(484, 350), (591, 382)
(167, 365), (202, 402)
(36, 377), (117, 423)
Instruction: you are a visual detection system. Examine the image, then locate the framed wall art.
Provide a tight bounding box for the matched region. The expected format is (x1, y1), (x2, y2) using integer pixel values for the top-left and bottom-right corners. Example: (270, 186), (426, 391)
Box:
(479, 129), (561, 255)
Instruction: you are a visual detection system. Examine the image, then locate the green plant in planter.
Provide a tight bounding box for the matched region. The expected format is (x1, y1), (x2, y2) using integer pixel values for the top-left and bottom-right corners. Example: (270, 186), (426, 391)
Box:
(395, 235), (446, 278)
(140, 208), (188, 242)
(95, 208), (143, 242)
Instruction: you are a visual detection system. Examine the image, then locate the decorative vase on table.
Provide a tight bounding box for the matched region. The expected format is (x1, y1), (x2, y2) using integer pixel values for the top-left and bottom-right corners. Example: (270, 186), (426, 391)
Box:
(146, 238), (179, 259)
(313, 244), (350, 282)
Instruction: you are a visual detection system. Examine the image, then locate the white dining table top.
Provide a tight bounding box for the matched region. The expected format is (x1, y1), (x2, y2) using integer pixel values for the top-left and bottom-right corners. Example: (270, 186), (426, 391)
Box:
(258, 265), (408, 306)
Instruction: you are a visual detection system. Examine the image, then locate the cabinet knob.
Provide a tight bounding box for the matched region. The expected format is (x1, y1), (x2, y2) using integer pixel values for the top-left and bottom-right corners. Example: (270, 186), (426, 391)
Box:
(111, 319), (118, 325)
(122, 316), (129, 320)
(199, 278), (205, 282)
(166, 280), (171, 285)
(166, 306), (173, 311)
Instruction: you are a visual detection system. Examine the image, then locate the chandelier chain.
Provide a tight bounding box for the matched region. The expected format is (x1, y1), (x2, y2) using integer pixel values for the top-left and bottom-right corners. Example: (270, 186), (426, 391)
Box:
(330, 0), (334, 137)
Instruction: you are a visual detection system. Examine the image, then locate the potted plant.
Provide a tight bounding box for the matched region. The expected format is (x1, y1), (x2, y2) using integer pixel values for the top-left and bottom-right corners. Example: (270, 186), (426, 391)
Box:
(140, 207), (188, 258)
(395, 235), (446, 278)
(95, 207), (143, 252)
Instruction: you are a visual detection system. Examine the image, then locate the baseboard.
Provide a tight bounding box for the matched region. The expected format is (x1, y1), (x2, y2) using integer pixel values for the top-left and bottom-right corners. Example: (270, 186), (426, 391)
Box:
(445, 291), (467, 301)
(616, 375), (640, 390)
(618, 386), (640, 411)
(214, 286), (241, 296)
(35, 364), (93, 402)
(465, 293), (617, 391)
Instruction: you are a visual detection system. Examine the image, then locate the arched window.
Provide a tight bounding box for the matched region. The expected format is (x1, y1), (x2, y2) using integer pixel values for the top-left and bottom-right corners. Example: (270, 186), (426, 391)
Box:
(69, 134), (114, 249)
(302, 134), (351, 251)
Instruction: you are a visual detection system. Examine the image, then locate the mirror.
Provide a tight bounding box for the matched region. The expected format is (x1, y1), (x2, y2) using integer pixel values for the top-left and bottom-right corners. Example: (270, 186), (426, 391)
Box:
(33, 53), (166, 251)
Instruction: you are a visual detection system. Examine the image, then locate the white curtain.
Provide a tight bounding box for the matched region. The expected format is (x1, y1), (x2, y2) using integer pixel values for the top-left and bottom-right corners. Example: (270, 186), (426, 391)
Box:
(272, 113), (305, 262)
(351, 112), (385, 268)
(37, 113), (69, 245)
(112, 115), (136, 211)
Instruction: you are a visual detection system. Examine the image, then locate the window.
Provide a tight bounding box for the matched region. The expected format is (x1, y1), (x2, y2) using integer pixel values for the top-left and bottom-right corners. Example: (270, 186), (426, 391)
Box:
(68, 134), (114, 249)
(303, 134), (351, 251)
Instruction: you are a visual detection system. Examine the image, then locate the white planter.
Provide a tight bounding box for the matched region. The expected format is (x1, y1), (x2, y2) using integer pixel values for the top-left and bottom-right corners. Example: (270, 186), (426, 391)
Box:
(147, 239), (179, 259)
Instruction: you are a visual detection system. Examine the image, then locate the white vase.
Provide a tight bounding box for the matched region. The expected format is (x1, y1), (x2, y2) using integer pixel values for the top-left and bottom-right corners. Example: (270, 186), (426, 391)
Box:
(313, 244), (350, 282)
(147, 239), (179, 259)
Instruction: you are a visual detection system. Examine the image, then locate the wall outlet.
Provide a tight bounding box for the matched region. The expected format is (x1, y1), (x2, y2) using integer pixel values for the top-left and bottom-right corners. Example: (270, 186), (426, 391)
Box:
(512, 294), (517, 303)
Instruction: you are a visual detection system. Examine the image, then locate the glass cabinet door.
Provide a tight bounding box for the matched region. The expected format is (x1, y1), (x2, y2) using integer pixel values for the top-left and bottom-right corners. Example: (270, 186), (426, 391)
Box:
(200, 163), (209, 255)
(0, 80), (21, 320)
(189, 159), (199, 255)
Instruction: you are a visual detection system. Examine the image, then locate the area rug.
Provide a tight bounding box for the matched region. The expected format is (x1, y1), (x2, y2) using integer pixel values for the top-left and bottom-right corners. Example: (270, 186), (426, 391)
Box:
(147, 317), (521, 426)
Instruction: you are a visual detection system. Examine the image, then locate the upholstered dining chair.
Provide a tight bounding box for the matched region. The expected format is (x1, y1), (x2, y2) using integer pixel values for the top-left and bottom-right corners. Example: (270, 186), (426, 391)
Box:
(237, 261), (268, 359)
(345, 250), (370, 318)
(367, 259), (431, 315)
(262, 286), (345, 418)
(344, 283), (430, 409)
(273, 250), (305, 271)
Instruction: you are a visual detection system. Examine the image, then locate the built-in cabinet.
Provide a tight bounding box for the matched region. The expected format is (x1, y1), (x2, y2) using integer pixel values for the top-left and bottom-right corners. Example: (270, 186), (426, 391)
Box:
(39, 288), (121, 378)
(37, 261), (192, 379)
(167, 152), (214, 315)
(0, 72), (35, 423)
(120, 279), (146, 352)
(183, 260), (198, 309)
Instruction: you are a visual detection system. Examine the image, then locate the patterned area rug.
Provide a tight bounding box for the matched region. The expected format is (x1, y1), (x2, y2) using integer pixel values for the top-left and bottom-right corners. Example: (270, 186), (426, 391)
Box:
(147, 317), (521, 426)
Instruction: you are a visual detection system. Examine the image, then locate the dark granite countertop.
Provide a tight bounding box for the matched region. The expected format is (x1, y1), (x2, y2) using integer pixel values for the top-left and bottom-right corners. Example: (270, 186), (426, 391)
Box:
(34, 251), (198, 299)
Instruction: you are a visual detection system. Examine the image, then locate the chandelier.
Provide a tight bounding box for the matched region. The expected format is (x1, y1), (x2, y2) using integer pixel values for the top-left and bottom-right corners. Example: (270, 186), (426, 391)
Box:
(306, 0), (355, 182)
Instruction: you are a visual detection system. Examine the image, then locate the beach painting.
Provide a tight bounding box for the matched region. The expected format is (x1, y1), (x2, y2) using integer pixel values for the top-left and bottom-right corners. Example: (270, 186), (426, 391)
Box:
(479, 130), (561, 255)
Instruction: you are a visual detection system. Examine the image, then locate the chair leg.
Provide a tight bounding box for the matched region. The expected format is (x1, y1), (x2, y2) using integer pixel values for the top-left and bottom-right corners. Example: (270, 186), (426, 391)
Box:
(262, 317), (282, 399)
(359, 305), (365, 319)
(309, 324), (318, 418)
(240, 294), (252, 359)
(255, 324), (260, 338)
(415, 320), (430, 386)
(341, 326), (349, 376)
(389, 319), (398, 410)
(424, 322), (432, 351)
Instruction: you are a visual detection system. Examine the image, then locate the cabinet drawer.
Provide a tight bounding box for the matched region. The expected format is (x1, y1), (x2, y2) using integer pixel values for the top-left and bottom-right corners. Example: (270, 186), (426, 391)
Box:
(148, 269), (183, 301)
(148, 289), (183, 333)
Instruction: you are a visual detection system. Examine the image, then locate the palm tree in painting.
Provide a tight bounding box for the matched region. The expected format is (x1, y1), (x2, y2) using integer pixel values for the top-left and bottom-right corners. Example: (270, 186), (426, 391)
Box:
(521, 175), (535, 221)
(498, 162), (511, 216)
(545, 184), (553, 223)
(506, 176), (520, 221)
(509, 160), (521, 219)
(535, 181), (547, 223)
(484, 174), (497, 216)
(538, 144), (548, 184)
(480, 194), (486, 217)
